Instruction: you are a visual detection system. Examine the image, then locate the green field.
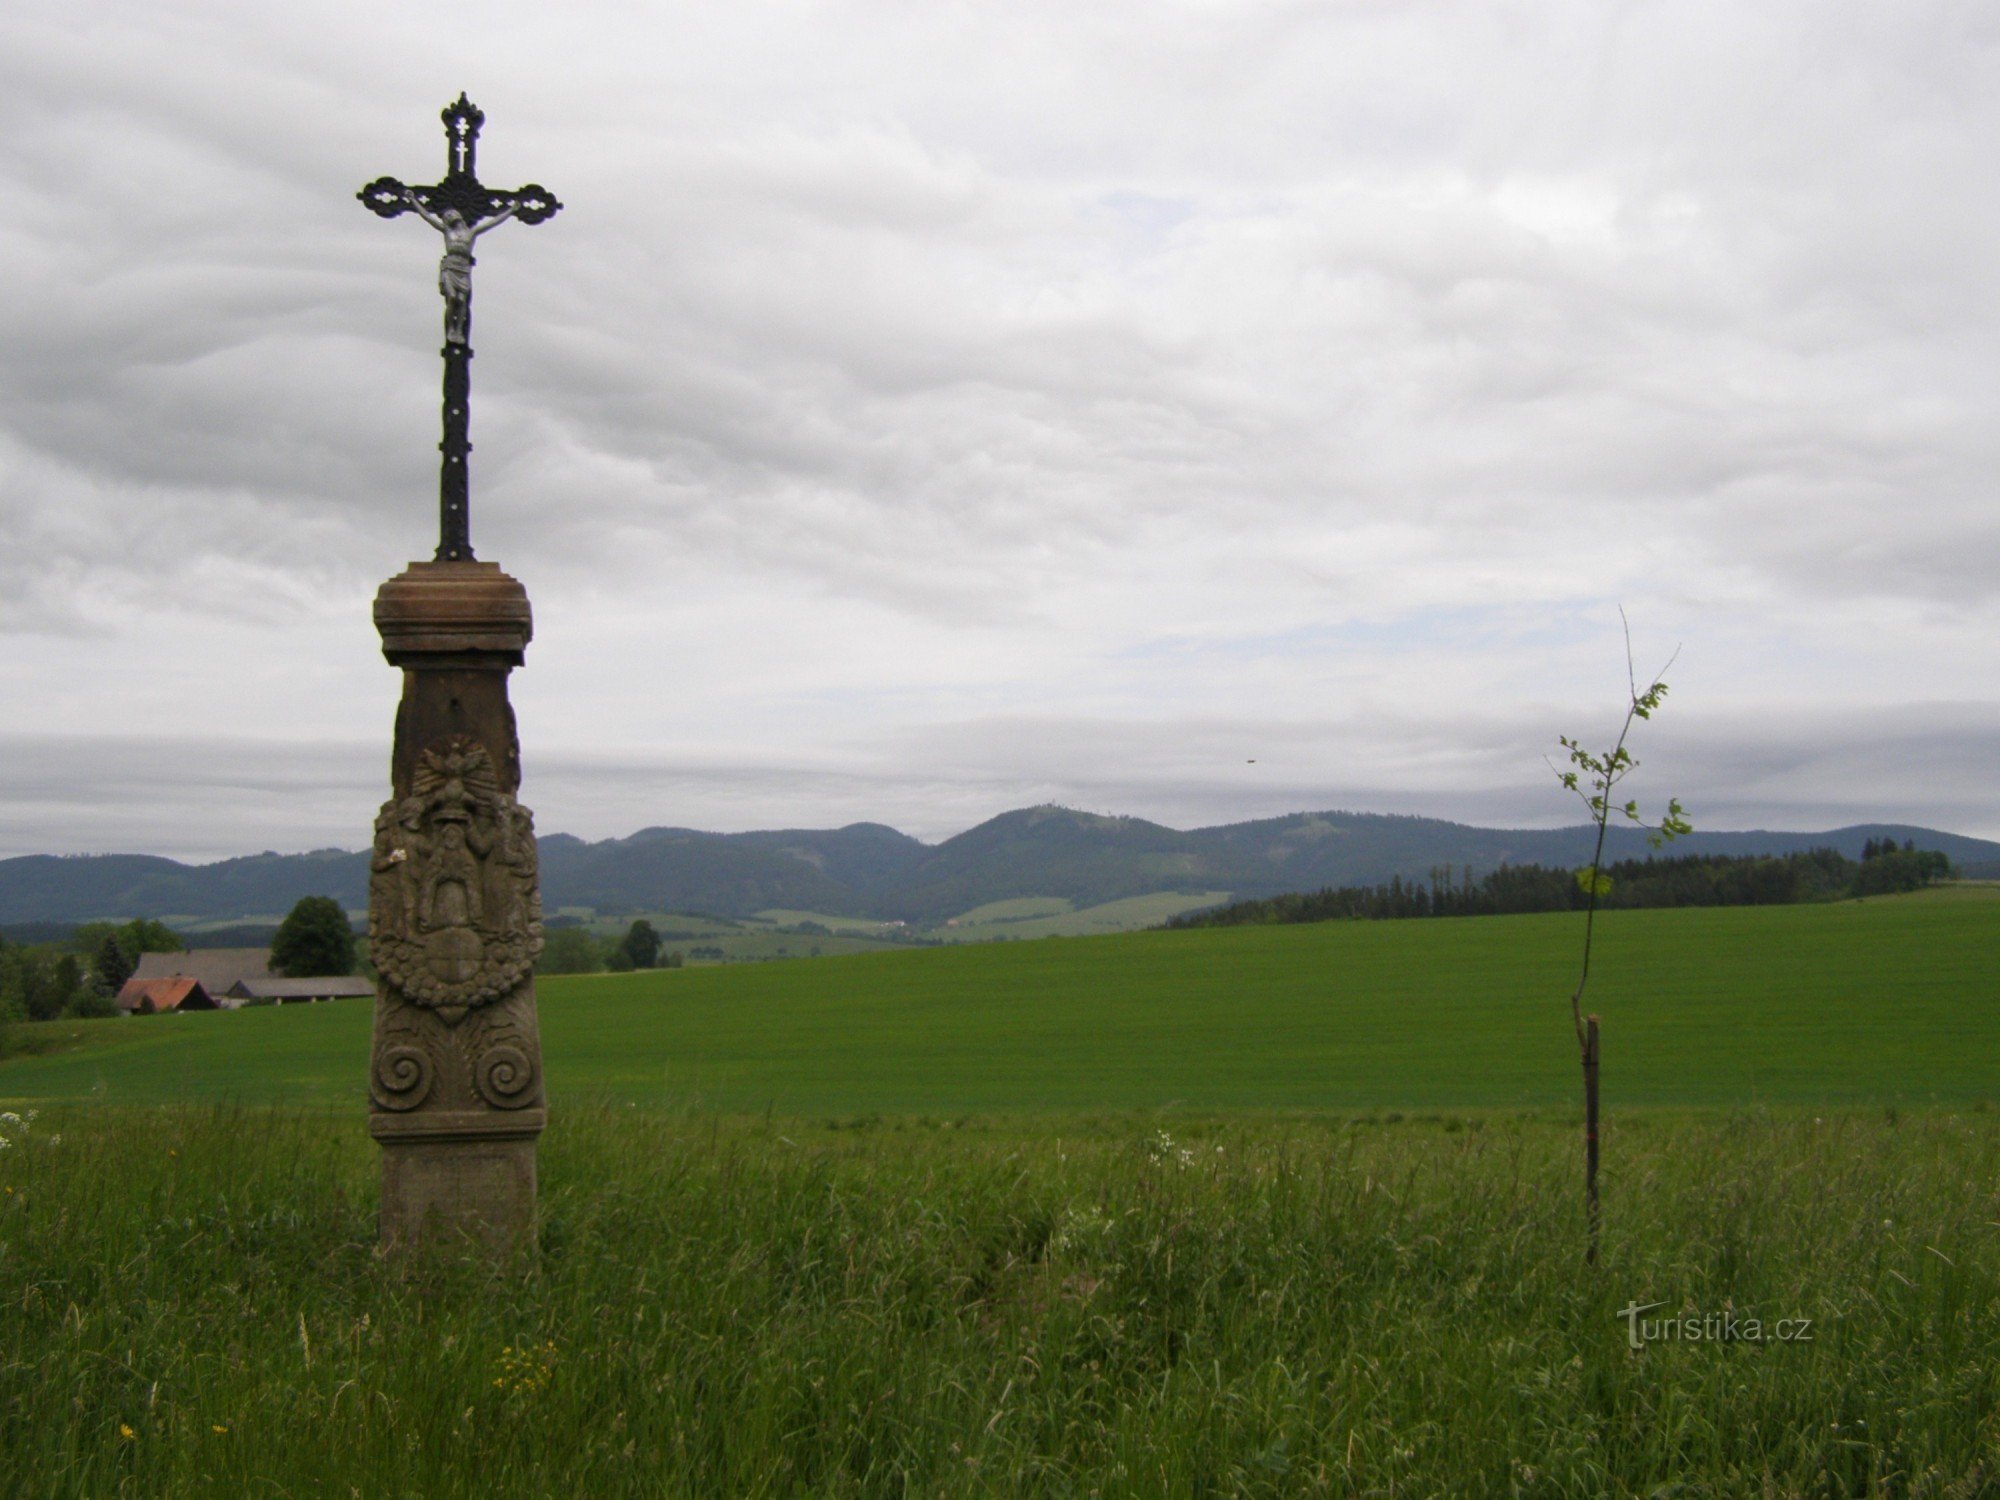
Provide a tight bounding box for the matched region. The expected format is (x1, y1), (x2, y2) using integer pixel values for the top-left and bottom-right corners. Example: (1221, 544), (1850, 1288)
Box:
(948, 896), (1077, 923)
(677, 930), (907, 963)
(933, 890), (1235, 941)
(4, 892), (1994, 1113)
(5, 893), (1998, 1493)
(2, 1104), (1995, 1494)
(552, 890), (1236, 961)
(753, 908), (908, 934)
(543, 908), (920, 964)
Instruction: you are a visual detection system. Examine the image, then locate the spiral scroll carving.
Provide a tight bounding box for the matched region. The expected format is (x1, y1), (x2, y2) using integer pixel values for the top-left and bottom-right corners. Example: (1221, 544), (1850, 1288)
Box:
(372, 1043), (435, 1111)
(473, 1044), (537, 1109)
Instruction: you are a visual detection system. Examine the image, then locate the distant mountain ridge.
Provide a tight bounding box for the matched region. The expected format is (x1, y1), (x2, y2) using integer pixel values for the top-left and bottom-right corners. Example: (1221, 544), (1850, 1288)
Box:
(1, 806), (1995, 927)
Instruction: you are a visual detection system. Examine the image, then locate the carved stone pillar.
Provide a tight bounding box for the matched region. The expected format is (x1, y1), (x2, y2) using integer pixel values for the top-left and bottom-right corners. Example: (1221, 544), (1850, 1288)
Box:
(368, 560), (545, 1253)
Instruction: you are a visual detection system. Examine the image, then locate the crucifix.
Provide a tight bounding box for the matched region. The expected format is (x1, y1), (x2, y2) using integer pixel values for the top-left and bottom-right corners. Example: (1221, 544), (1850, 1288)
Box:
(359, 94), (561, 562)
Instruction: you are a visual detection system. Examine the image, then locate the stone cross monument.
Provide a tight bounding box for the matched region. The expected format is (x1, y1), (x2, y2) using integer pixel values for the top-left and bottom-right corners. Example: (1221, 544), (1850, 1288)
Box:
(359, 93), (561, 562)
(358, 97), (561, 1253)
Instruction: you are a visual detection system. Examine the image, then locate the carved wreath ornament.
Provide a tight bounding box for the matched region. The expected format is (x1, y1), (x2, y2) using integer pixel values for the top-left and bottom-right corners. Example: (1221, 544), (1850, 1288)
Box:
(369, 737), (542, 1022)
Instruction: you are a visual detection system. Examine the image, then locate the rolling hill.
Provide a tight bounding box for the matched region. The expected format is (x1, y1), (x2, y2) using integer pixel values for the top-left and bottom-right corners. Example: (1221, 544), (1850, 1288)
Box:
(2, 804), (1995, 927)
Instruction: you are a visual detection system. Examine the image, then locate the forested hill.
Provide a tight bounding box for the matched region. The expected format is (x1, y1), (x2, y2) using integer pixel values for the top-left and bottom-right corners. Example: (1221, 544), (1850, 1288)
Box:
(1168, 843), (1961, 930)
(2, 806), (1996, 926)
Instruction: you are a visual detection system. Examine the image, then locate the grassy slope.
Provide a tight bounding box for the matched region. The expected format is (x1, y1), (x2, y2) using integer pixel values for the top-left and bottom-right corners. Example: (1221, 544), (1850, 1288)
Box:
(676, 932), (905, 962)
(933, 890), (1234, 941)
(2, 891), (1993, 1114)
(2, 1106), (1996, 1495)
(753, 908), (906, 933)
(567, 891), (1230, 947)
(948, 896), (1076, 923)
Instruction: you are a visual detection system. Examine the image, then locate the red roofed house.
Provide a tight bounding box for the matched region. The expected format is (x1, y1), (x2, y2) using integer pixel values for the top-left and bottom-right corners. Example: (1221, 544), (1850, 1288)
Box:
(116, 977), (220, 1015)
(129, 948), (373, 1008)
(131, 948), (273, 999)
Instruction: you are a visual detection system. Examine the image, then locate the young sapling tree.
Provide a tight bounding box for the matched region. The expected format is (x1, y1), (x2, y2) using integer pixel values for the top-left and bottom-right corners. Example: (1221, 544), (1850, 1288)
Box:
(1552, 614), (1691, 1263)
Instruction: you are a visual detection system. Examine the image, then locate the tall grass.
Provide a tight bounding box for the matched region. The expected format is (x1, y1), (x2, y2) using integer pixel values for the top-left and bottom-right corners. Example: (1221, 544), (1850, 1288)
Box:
(3, 1104), (1996, 1495)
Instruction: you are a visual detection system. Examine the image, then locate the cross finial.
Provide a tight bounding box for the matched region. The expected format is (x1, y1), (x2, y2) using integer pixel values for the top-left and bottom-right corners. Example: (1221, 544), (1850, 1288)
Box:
(359, 98), (560, 563)
(442, 93), (484, 178)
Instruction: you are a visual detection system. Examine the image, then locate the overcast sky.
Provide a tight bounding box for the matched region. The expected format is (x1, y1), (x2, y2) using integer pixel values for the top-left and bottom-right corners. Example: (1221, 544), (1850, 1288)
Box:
(3, 1), (1996, 860)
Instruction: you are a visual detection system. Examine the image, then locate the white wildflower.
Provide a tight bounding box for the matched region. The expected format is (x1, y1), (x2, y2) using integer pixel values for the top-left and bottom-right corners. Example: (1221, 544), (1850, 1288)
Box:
(1052, 1204), (1113, 1252)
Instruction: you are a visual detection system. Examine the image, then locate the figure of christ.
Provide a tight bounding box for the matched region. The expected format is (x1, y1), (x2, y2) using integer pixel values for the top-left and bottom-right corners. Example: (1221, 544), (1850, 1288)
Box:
(420, 820), (486, 932)
(403, 195), (518, 344)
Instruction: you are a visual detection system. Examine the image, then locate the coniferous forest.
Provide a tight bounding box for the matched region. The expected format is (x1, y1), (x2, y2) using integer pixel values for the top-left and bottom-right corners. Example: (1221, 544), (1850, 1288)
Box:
(1166, 839), (1957, 930)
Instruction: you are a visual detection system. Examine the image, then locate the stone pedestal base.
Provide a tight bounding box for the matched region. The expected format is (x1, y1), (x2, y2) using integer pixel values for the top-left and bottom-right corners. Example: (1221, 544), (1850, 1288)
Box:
(374, 1111), (545, 1254)
(369, 559), (546, 1259)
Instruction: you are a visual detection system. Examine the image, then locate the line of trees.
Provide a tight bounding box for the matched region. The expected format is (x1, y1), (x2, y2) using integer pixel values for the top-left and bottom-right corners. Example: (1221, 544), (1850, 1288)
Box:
(1166, 842), (1957, 931)
(536, 920), (688, 976)
(0, 918), (185, 1026)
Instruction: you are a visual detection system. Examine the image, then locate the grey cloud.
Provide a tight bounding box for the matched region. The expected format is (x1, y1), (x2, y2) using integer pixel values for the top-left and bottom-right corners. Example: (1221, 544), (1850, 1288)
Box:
(0, 733), (382, 861)
(3, 1), (1997, 856)
(9, 693), (1990, 865)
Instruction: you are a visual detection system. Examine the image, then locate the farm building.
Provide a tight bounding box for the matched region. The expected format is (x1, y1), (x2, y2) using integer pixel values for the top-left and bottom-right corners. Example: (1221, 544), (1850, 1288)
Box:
(132, 948), (274, 996)
(116, 977), (220, 1015)
(131, 949), (371, 1008)
(226, 977), (375, 1005)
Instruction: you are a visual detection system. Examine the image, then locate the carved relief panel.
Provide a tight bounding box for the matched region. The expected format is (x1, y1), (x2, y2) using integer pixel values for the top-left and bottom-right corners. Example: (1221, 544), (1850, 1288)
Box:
(367, 735), (544, 1116)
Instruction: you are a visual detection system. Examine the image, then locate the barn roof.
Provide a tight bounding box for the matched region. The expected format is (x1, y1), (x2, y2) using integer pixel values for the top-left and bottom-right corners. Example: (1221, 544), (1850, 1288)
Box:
(115, 977), (218, 1014)
(228, 977), (375, 1000)
(132, 948), (273, 993)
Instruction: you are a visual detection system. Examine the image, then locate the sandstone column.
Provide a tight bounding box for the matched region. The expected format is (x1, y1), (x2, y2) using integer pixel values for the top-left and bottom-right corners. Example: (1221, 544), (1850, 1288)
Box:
(368, 560), (545, 1253)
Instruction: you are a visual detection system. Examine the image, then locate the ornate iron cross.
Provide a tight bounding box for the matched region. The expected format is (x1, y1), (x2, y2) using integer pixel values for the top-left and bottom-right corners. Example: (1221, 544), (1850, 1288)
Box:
(359, 95), (561, 563)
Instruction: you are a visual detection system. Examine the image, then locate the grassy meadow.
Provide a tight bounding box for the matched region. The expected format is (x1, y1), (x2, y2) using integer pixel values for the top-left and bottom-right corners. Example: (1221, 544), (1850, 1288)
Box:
(544, 890), (1238, 967)
(929, 892), (1236, 943)
(2, 891), (1996, 1493)
(1, 891), (1994, 1114)
(2, 1105), (1997, 1495)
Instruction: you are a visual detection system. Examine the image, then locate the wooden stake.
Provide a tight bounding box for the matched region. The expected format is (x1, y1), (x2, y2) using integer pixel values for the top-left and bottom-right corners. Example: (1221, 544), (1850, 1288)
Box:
(1584, 1013), (1601, 1266)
